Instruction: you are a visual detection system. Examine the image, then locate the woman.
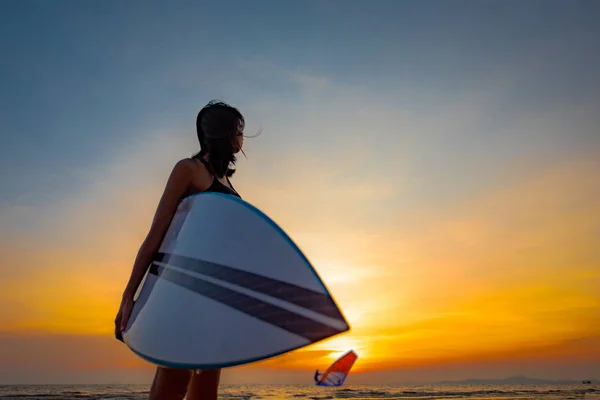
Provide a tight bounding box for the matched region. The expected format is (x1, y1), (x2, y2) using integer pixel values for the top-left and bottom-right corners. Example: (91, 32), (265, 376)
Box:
(114, 100), (250, 400)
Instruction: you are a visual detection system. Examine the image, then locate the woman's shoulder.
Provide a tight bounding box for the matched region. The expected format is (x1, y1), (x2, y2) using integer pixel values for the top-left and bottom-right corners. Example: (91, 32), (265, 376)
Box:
(175, 157), (212, 191)
(167, 157), (194, 177)
(172, 157), (209, 173)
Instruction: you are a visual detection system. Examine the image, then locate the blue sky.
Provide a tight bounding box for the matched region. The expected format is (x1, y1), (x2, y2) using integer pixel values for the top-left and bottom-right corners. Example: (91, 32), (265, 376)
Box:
(1, 0), (599, 384)
(3, 0), (597, 234)
(2, 0), (598, 208)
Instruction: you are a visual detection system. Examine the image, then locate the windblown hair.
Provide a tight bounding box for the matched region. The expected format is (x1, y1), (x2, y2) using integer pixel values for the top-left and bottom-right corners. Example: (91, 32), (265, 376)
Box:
(193, 100), (244, 177)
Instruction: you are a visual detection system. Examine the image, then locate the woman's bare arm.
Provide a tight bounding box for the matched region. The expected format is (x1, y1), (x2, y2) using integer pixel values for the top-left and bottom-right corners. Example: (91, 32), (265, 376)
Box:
(120, 159), (195, 302)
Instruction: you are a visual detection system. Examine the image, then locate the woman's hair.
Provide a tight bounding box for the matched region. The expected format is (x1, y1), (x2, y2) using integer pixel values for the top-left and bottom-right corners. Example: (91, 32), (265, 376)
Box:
(193, 100), (245, 178)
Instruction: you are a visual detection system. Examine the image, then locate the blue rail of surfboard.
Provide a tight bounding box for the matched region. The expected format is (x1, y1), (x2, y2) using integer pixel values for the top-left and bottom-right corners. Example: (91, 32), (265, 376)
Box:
(128, 338), (329, 370)
(125, 191), (350, 370)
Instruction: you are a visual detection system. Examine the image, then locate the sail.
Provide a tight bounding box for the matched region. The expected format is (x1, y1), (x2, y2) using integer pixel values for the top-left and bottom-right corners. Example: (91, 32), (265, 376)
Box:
(315, 350), (358, 387)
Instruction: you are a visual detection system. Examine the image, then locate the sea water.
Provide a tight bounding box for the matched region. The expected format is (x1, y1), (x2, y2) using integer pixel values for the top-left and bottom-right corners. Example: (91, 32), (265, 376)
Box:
(0, 383), (598, 399)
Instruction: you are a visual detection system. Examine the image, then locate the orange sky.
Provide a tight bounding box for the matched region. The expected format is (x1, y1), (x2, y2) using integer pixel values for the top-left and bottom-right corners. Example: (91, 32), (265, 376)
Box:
(1, 138), (599, 383)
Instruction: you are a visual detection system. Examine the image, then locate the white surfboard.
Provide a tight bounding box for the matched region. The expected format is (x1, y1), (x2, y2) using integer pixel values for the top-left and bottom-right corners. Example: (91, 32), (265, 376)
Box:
(122, 192), (350, 369)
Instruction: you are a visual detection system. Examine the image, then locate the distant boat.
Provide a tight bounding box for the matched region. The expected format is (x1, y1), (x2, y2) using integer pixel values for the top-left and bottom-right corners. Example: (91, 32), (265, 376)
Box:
(582, 380), (592, 384)
(314, 350), (358, 387)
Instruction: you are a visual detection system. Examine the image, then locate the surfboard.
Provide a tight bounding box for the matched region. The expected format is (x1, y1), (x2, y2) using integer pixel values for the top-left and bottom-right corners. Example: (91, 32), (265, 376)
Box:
(122, 192), (350, 369)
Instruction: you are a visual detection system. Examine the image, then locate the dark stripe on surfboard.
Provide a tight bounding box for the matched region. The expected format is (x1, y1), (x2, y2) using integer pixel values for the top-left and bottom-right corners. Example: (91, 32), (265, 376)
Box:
(154, 252), (345, 321)
(148, 263), (347, 343)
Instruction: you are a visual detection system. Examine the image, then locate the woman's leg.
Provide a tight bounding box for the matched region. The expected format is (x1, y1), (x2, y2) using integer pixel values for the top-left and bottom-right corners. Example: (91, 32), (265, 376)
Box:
(148, 366), (192, 400)
(186, 369), (221, 400)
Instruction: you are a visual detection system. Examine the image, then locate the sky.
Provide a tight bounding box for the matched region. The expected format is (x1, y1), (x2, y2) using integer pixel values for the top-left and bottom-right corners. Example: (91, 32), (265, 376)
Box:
(0, 0), (599, 385)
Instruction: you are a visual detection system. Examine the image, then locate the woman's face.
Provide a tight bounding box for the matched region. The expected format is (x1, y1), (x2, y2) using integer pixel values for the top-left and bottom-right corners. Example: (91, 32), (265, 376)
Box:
(233, 120), (244, 153)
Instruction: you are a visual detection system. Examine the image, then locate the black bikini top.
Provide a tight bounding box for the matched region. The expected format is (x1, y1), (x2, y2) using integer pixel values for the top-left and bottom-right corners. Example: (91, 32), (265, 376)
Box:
(195, 157), (241, 198)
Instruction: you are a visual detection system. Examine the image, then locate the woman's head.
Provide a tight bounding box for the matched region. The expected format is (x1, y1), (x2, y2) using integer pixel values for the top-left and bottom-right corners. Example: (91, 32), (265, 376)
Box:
(194, 100), (245, 177)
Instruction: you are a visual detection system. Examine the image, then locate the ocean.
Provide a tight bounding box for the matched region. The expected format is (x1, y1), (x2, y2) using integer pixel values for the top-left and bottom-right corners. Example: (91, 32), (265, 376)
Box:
(0, 383), (598, 400)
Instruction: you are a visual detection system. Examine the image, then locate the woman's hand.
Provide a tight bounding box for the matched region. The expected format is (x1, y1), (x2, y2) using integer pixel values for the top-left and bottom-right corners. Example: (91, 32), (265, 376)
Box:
(114, 297), (134, 342)
(114, 304), (123, 341)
